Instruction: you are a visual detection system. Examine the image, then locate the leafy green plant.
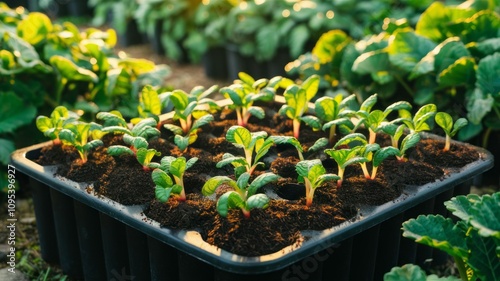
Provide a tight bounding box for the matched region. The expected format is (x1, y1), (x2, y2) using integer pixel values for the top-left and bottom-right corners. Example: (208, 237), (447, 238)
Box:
(396, 104), (437, 134)
(59, 121), (104, 163)
(36, 105), (78, 145)
(220, 72), (281, 127)
(107, 135), (161, 171)
(301, 94), (356, 144)
(153, 156), (198, 202)
(402, 192), (500, 281)
(349, 94), (412, 144)
(295, 159), (339, 207)
(434, 112), (468, 151)
(216, 126), (274, 177)
(289, 2), (500, 142)
(202, 171), (279, 218)
(384, 263), (460, 281)
(132, 85), (170, 125)
(99, 114), (160, 141)
(279, 74), (320, 139)
(163, 85), (218, 151)
(270, 136), (328, 161)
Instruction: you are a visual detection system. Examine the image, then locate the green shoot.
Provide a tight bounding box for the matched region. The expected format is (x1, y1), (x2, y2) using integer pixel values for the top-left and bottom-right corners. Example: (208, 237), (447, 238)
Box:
(163, 85), (218, 151)
(396, 103), (437, 133)
(434, 112), (468, 151)
(302, 94), (356, 144)
(296, 159), (340, 207)
(370, 146), (399, 179)
(153, 156), (198, 202)
(324, 142), (367, 188)
(107, 135), (161, 170)
(36, 105), (78, 145)
(354, 94), (412, 144)
(132, 85), (170, 125)
(393, 133), (420, 161)
(279, 75), (320, 138)
(220, 72), (281, 127)
(270, 136), (329, 161)
(216, 125), (274, 177)
(381, 123), (407, 149)
(202, 172), (279, 218)
(99, 114), (160, 141)
(59, 121), (103, 163)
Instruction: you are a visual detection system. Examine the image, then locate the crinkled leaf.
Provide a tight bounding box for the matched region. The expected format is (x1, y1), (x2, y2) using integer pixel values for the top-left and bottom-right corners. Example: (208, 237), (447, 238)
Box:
(383, 264), (427, 281)
(402, 215), (468, 258)
(360, 94), (378, 113)
(315, 96), (339, 122)
(168, 157), (186, 179)
(185, 157), (198, 170)
(216, 153), (247, 168)
(236, 172), (250, 191)
(173, 135), (189, 151)
(152, 169), (173, 188)
(467, 230), (500, 279)
(246, 193), (270, 211)
(164, 124), (183, 135)
(169, 89), (189, 111)
(401, 133), (420, 154)
(469, 193), (500, 239)
(301, 115), (322, 130)
(271, 136), (303, 153)
(138, 85), (161, 117)
(309, 137), (329, 152)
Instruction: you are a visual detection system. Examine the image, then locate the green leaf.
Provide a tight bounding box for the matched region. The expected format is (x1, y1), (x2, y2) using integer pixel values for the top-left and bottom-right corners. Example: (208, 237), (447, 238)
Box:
(466, 89), (494, 124)
(169, 89), (189, 111)
(315, 96), (339, 122)
(226, 125), (251, 149)
(202, 176), (234, 196)
(309, 137), (329, 153)
(17, 12), (53, 45)
(246, 193), (270, 211)
(0, 138), (15, 165)
(360, 94), (378, 113)
(216, 153), (247, 169)
(438, 57), (476, 88)
(400, 133), (420, 155)
(383, 264), (427, 281)
(301, 75), (320, 104)
(247, 172), (279, 197)
(254, 137), (274, 164)
(467, 230), (500, 280)
(173, 135), (189, 151)
(352, 49), (390, 74)
(271, 136), (303, 152)
(185, 157), (198, 170)
(50, 56), (98, 83)
(247, 106), (265, 120)
(164, 124), (183, 135)
(169, 157), (186, 179)
(334, 133), (367, 148)
(301, 115), (322, 130)
(444, 194), (479, 222)
(289, 23), (310, 59)
(191, 114), (213, 131)
(402, 215), (468, 258)
(152, 169), (173, 187)
(136, 148), (160, 167)
(138, 85), (162, 117)
(469, 193), (500, 239)
(107, 145), (134, 156)
(0, 91), (37, 134)
(373, 147), (399, 167)
(476, 53), (500, 95)
(388, 29), (437, 73)
(217, 191), (244, 217)
(435, 112), (453, 135)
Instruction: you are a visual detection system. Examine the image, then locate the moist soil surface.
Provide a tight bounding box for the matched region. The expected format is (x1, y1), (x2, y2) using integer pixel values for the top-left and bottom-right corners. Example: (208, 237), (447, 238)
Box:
(35, 102), (482, 256)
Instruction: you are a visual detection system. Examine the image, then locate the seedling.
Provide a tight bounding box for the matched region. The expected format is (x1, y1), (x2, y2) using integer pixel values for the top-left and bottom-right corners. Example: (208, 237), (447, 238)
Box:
(163, 85), (218, 151)
(352, 94), (412, 144)
(296, 159), (340, 207)
(271, 136), (329, 161)
(132, 85), (170, 125)
(324, 134), (368, 188)
(36, 105), (78, 145)
(59, 121), (104, 163)
(434, 112), (468, 151)
(98, 113), (160, 141)
(202, 172), (279, 218)
(402, 192), (500, 281)
(381, 123), (407, 149)
(107, 135), (161, 170)
(368, 146), (400, 179)
(220, 72), (282, 127)
(392, 132), (421, 161)
(301, 94), (356, 144)
(396, 103), (437, 133)
(153, 156), (198, 202)
(216, 126), (274, 177)
(279, 75), (320, 138)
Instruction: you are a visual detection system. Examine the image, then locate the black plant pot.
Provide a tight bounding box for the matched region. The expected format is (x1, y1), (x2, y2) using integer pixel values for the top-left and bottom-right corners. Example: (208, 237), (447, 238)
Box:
(203, 46), (229, 80)
(116, 19), (144, 47)
(10, 99), (494, 280)
(225, 43), (268, 81)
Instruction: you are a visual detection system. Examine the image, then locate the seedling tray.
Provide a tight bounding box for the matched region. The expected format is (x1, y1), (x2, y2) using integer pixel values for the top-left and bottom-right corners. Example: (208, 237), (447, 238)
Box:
(10, 134), (493, 280)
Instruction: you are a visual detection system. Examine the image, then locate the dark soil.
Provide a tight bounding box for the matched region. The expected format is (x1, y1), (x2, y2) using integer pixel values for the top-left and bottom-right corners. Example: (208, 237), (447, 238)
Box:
(34, 101), (482, 257)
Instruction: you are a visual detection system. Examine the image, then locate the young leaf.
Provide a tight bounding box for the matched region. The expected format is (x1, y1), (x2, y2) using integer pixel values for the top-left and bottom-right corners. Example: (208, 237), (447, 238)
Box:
(246, 194), (270, 211)
(202, 176), (237, 196)
(226, 125), (251, 148)
(217, 191), (245, 217)
(247, 172), (279, 197)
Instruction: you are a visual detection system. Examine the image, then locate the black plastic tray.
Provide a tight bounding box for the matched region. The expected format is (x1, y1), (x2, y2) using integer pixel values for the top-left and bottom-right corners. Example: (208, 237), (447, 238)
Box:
(10, 134), (494, 275)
